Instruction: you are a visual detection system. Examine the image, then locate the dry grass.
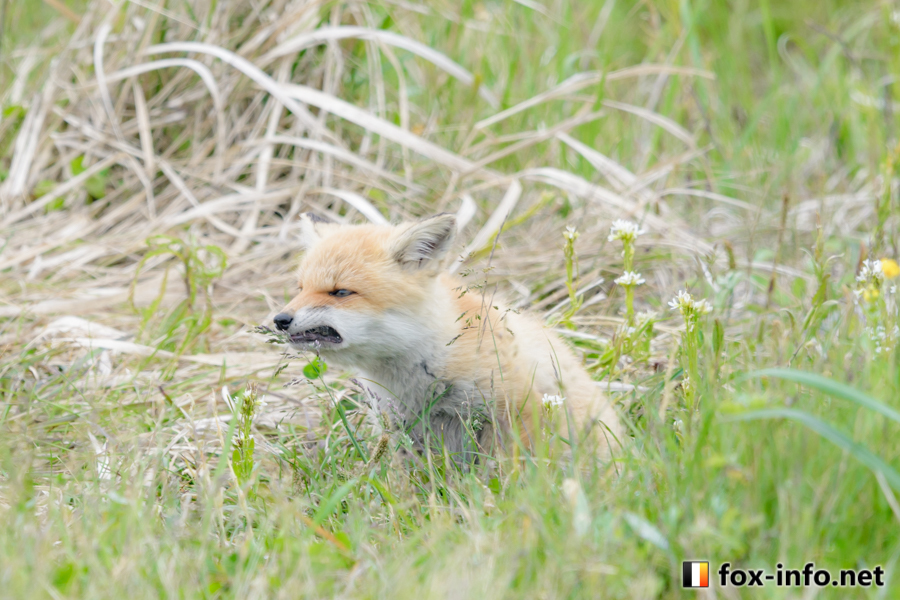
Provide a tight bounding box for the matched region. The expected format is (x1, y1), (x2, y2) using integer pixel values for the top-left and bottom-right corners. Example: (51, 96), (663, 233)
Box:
(0, 0), (724, 444)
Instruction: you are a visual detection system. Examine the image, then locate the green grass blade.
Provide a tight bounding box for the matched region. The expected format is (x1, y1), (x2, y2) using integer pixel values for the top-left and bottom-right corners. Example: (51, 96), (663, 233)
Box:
(746, 368), (900, 425)
(313, 479), (358, 527)
(723, 408), (900, 492)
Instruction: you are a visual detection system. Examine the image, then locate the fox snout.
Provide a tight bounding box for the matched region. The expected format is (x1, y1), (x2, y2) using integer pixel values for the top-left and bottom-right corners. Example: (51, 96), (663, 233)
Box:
(273, 308), (344, 347)
(273, 313), (293, 330)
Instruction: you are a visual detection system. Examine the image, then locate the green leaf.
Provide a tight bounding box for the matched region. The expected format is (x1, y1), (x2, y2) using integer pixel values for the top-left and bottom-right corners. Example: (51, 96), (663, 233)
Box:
(361, 476), (397, 505)
(332, 531), (352, 550)
(45, 196), (65, 213)
(200, 244), (228, 279)
(3, 105), (25, 120)
(85, 173), (108, 200)
(746, 368), (900, 426)
(791, 275), (807, 299)
(313, 479), (357, 526)
(213, 416), (238, 484)
(70, 155), (86, 176)
(52, 562), (78, 591)
(34, 179), (56, 198)
(70, 156), (108, 200)
(723, 408), (900, 492)
(713, 318), (724, 356)
(303, 357), (328, 379)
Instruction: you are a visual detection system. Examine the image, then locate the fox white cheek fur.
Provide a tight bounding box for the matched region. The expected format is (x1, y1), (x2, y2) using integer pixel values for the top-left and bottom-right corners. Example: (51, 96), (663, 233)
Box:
(285, 307), (431, 360)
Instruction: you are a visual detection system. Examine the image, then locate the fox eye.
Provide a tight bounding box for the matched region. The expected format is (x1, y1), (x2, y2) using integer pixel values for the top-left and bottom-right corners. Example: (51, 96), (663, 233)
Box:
(329, 289), (354, 298)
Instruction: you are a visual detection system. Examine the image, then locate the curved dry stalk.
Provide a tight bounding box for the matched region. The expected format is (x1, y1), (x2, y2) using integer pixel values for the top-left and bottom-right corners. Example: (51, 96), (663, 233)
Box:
(260, 25), (499, 108)
(310, 187), (388, 224)
(108, 58), (228, 180)
(143, 41), (337, 144)
(474, 64), (714, 130)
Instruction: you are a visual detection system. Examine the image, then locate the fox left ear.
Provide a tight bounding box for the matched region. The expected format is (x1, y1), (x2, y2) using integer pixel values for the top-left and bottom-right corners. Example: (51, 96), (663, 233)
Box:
(390, 213), (457, 270)
(298, 212), (333, 250)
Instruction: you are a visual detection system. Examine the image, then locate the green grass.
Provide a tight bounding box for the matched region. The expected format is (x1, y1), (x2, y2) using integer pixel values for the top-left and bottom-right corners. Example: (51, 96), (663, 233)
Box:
(2, 0), (900, 598)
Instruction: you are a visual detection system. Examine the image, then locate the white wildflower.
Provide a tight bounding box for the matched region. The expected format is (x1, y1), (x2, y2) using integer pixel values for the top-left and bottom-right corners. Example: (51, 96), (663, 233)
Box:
(856, 259), (884, 283)
(866, 324), (899, 354)
(222, 386), (235, 412)
(542, 393), (565, 408)
(563, 225), (578, 241)
(615, 321), (637, 340)
(669, 290), (712, 332)
(668, 290), (712, 315)
(668, 290), (691, 311)
(636, 310), (658, 325)
(695, 299), (713, 314)
(608, 219), (645, 243)
(615, 271), (645, 286)
(561, 477), (581, 502)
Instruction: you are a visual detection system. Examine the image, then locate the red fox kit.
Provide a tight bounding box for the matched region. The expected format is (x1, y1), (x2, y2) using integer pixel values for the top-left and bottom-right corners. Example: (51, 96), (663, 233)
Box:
(273, 213), (621, 461)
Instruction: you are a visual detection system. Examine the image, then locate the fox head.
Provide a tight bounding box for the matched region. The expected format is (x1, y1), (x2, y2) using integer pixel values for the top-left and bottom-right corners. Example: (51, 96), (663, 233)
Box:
(273, 212), (458, 365)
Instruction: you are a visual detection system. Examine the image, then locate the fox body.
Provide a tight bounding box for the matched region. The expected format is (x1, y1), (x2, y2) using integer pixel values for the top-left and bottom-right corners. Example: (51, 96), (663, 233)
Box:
(274, 213), (621, 460)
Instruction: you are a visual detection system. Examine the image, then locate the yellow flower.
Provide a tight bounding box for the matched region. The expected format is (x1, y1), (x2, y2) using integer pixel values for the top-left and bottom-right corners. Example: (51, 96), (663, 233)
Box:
(863, 286), (880, 302)
(881, 258), (900, 279)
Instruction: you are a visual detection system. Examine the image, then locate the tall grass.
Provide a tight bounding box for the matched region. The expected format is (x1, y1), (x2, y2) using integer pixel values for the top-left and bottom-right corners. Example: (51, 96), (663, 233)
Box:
(1, 0), (900, 598)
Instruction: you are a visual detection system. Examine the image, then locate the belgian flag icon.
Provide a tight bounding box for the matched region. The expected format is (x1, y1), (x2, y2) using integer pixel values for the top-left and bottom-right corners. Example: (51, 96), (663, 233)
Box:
(682, 561), (710, 588)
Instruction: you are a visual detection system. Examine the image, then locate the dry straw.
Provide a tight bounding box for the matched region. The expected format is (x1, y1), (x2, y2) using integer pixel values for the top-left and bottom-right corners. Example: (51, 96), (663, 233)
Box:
(0, 0), (733, 473)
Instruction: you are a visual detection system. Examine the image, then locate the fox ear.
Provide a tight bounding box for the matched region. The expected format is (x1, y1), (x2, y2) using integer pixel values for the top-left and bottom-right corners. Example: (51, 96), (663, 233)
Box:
(298, 212), (333, 249)
(390, 213), (457, 270)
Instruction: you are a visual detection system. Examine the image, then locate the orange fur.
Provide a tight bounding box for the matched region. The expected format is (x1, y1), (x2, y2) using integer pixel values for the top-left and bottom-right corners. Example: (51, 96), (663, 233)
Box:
(275, 214), (622, 459)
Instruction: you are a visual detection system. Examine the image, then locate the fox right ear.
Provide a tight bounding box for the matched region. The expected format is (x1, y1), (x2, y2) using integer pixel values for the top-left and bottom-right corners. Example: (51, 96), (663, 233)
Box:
(390, 213), (457, 271)
(298, 212), (333, 249)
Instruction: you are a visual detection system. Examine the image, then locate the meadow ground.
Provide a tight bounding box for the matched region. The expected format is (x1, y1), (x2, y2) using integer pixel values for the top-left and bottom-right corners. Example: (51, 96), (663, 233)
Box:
(2, 0), (900, 598)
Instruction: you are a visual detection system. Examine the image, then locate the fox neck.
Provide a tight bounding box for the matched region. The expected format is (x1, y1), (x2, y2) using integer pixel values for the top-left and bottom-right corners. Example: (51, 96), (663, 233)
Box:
(358, 351), (449, 417)
(348, 279), (461, 418)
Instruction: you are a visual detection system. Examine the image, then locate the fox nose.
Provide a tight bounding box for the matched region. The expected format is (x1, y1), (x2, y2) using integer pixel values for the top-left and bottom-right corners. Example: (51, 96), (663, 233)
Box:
(273, 313), (293, 331)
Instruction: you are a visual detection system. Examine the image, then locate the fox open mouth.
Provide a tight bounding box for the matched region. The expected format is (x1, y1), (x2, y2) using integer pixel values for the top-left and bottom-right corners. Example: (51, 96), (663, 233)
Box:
(290, 325), (343, 345)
